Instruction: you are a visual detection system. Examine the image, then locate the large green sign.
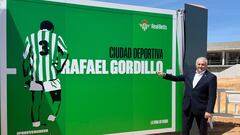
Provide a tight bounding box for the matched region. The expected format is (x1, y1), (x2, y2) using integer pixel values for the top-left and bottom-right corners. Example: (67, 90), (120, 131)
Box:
(1, 0), (183, 134)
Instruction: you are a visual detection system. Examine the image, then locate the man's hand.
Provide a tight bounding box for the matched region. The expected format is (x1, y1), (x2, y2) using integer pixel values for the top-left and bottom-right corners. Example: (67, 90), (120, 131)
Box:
(204, 112), (212, 119)
(205, 112), (214, 129)
(157, 71), (166, 77)
(24, 80), (30, 89)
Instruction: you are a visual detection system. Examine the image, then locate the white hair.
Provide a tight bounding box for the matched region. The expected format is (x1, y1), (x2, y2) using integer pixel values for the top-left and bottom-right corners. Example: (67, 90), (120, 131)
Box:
(196, 57), (208, 65)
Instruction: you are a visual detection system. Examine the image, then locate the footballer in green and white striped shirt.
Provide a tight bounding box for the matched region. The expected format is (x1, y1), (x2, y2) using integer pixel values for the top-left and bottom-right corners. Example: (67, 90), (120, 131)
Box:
(23, 20), (69, 127)
(23, 24), (68, 82)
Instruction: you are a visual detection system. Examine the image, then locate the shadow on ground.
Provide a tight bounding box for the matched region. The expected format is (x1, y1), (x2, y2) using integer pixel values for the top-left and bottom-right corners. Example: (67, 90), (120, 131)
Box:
(208, 121), (240, 135)
(153, 121), (240, 135)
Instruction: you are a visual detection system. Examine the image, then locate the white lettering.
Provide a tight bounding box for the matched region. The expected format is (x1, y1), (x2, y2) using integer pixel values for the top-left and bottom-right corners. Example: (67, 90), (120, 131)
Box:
(61, 59), (70, 74)
(61, 59), (163, 75)
(86, 60), (95, 74)
(110, 60), (118, 74)
(79, 59), (87, 74)
(71, 59), (79, 74)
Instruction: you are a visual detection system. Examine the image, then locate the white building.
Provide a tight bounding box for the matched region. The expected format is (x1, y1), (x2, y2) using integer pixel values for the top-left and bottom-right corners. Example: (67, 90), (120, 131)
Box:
(207, 41), (240, 72)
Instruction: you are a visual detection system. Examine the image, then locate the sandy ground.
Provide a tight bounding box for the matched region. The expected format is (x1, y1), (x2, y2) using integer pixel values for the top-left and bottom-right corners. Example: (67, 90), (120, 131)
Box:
(160, 116), (240, 134)
(208, 116), (240, 135)
(159, 77), (240, 135)
(211, 77), (240, 135)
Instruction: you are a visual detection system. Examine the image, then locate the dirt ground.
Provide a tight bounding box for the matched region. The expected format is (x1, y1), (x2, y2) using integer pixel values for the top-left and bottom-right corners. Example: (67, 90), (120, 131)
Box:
(208, 116), (240, 135)
(160, 77), (240, 135)
(211, 77), (240, 135)
(159, 116), (240, 134)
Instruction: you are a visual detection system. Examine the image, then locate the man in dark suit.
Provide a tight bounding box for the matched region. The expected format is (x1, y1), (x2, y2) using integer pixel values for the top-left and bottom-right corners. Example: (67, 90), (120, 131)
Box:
(157, 57), (217, 135)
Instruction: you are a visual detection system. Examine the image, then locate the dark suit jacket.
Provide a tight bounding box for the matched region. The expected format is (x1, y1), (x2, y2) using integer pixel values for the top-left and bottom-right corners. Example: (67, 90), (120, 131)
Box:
(164, 70), (217, 115)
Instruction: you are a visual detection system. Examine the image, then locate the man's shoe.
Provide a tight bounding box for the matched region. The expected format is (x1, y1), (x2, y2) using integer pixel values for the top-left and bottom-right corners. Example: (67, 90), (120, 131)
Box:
(48, 115), (56, 122)
(32, 121), (40, 127)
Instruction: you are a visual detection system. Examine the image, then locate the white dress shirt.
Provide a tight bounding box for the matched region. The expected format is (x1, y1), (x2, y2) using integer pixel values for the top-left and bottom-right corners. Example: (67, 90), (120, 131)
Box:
(193, 70), (206, 88)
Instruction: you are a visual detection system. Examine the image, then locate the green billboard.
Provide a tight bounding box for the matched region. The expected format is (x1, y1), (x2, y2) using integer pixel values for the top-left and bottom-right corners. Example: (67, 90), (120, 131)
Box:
(1, 0), (183, 134)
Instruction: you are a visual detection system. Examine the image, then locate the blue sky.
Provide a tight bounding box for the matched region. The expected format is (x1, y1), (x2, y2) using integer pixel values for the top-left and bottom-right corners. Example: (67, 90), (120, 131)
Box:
(96, 0), (240, 43)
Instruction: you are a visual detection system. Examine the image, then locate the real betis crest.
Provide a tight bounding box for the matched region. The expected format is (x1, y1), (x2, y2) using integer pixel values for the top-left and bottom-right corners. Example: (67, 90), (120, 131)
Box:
(139, 19), (150, 31)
